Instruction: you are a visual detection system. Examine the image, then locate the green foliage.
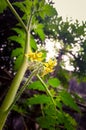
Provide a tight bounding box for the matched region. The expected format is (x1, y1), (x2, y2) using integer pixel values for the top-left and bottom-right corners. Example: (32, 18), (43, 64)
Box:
(11, 48), (23, 57)
(28, 80), (45, 91)
(34, 23), (45, 41)
(26, 94), (51, 105)
(36, 104), (77, 130)
(24, 76), (79, 129)
(0, 0), (7, 13)
(13, 104), (27, 115)
(59, 90), (80, 112)
(48, 78), (60, 88)
(30, 35), (38, 50)
(8, 27), (25, 70)
(13, 54), (23, 70)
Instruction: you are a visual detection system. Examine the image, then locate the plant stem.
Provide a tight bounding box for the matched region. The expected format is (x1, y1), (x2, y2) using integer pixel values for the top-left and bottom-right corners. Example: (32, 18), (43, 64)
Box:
(0, 110), (9, 130)
(8, 68), (39, 111)
(0, 1), (33, 129)
(5, 0), (27, 32)
(37, 74), (56, 106)
(0, 31), (29, 130)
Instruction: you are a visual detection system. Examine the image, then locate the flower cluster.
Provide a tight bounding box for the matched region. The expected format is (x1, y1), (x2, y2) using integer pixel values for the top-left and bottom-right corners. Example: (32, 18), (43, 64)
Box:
(25, 51), (57, 76)
(25, 51), (43, 61)
(42, 59), (57, 76)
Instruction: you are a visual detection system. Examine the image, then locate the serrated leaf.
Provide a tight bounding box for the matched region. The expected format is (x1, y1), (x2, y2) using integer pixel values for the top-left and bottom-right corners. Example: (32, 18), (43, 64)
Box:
(34, 24), (45, 41)
(37, 116), (56, 129)
(13, 1), (32, 19)
(26, 95), (51, 105)
(11, 48), (24, 57)
(28, 81), (45, 91)
(0, 0), (7, 13)
(44, 104), (57, 116)
(43, 4), (57, 17)
(48, 78), (60, 88)
(12, 28), (25, 39)
(8, 36), (25, 48)
(13, 104), (27, 115)
(13, 2), (26, 13)
(14, 54), (23, 70)
(30, 35), (37, 50)
(59, 90), (80, 112)
(63, 112), (77, 130)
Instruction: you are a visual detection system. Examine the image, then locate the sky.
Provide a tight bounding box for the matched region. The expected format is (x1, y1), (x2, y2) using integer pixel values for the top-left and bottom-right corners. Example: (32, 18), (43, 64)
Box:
(45, 0), (86, 71)
(54, 0), (86, 22)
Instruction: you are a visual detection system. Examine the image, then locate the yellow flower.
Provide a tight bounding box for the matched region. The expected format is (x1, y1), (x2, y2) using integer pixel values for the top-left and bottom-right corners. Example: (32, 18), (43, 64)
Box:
(42, 67), (54, 76)
(42, 59), (57, 76)
(44, 59), (57, 69)
(25, 51), (57, 76)
(25, 51), (43, 61)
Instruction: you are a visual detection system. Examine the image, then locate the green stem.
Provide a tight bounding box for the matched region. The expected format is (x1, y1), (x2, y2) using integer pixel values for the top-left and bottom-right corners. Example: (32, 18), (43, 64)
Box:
(0, 31), (30, 130)
(37, 74), (56, 106)
(0, 1), (33, 129)
(0, 110), (9, 130)
(5, 0), (27, 32)
(8, 68), (39, 111)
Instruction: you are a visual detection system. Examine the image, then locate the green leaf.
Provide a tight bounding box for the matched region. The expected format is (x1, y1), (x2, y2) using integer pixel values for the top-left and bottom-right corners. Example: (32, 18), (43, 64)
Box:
(0, 0), (7, 13)
(30, 35), (37, 50)
(14, 54), (23, 70)
(13, 1), (32, 20)
(8, 36), (25, 48)
(26, 95), (51, 105)
(44, 104), (57, 117)
(63, 112), (77, 130)
(37, 116), (56, 129)
(34, 24), (45, 41)
(59, 90), (80, 112)
(43, 4), (57, 17)
(13, 104), (27, 115)
(28, 81), (45, 91)
(12, 28), (25, 39)
(13, 2), (26, 13)
(48, 78), (60, 88)
(11, 48), (24, 57)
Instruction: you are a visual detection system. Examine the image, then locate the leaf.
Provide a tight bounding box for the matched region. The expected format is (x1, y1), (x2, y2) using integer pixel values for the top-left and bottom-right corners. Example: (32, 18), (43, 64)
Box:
(28, 81), (45, 91)
(0, 0), (7, 13)
(63, 112), (77, 130)
(48, 78), (60, 88)
(59, 90), (80, 112)
(43, 4), (57, 17)
(11, 48), (24, 57)
(13, 2), (26, 13)
(34, 24), (45, 41)
(13, 104), (27, 115)
(30, 35), (37, 50)
(37, 116), (56, 129)
(14, 54), (23, 70)
(12, 28), (25, 39)
(44, 104), (57, 117)
(13, 1), (32, 19)
(26, 95), (51, 105)
(8, 36), (25, 48)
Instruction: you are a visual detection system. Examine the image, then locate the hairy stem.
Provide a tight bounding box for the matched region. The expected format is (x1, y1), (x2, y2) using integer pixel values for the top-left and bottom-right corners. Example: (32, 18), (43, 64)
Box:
(0, 1), (32, 129)
(8, 68), (39, 111)
(37, 74), (56, 106)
